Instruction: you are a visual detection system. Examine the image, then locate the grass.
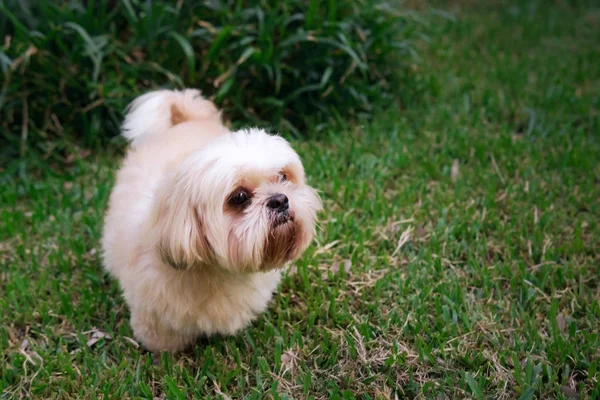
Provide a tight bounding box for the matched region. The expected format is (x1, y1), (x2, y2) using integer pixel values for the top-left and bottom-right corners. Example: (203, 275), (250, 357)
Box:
(1, 0), (600, 398)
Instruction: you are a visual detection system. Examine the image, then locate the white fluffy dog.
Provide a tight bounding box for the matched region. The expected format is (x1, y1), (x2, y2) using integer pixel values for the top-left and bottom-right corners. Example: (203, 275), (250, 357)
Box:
(101, 89), (321, 353)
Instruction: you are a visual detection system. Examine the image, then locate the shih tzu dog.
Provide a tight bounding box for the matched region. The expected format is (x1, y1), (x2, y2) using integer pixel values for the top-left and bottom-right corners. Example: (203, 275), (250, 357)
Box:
(101, 89), (321, 353)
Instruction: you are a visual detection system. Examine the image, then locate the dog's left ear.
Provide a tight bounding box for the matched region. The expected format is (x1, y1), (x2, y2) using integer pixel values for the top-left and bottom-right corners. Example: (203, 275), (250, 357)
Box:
(151, 177), (212, 270)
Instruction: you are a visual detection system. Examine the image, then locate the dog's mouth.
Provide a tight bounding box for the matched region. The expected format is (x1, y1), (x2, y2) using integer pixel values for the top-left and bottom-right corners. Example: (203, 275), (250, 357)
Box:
(271, 210), (294, 228)
(261, 210), (298, 270)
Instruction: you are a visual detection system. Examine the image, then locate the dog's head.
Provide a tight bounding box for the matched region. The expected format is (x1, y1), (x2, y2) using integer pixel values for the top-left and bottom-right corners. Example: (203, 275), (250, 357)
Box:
(151, 128), (321, 272)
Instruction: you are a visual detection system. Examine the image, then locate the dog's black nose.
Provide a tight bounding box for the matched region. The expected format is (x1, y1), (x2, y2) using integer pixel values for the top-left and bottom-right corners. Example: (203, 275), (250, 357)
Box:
(267, 194), (289, 211)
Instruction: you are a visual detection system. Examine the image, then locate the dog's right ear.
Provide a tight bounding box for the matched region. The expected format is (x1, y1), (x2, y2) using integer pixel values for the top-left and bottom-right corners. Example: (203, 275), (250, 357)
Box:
(151, 176), (213, 270)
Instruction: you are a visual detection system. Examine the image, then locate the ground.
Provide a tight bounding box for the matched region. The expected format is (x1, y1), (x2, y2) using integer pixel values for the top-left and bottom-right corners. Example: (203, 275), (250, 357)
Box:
(1, 1), (599, 399)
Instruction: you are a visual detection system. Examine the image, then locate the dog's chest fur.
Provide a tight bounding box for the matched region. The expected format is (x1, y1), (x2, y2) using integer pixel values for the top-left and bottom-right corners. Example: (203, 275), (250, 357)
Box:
(123, 256), (282, 336)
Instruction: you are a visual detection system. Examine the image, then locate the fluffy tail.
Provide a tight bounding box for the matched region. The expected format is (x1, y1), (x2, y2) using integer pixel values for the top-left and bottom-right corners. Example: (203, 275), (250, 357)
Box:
(122, 89), (220, 147)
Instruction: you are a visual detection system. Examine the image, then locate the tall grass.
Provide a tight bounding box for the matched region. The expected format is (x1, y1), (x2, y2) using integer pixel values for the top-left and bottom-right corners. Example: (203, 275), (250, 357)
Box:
(0, 0), (421, 165)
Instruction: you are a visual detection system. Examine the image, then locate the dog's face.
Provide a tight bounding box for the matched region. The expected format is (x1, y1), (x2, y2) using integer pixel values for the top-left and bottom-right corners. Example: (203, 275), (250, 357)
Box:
(151, 128), (321, 272)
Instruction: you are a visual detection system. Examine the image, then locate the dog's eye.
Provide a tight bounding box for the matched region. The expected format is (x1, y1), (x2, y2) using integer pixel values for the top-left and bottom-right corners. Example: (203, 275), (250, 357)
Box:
(280, 173), (287, 182)
(230, 190), (250, 206)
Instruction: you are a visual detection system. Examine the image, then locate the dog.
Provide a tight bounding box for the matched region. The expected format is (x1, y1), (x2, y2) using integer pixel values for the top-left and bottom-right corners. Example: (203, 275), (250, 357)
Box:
(101, 89), (321, 353)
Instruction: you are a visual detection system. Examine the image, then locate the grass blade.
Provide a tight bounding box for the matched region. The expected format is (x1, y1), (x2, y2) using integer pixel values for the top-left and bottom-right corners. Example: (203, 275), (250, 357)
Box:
(465, 373), (483, 399)
(168, 31), (196, 81)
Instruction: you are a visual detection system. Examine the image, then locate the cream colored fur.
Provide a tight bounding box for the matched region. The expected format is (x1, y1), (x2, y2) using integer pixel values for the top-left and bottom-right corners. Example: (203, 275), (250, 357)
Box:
(101, 89), (321, 353)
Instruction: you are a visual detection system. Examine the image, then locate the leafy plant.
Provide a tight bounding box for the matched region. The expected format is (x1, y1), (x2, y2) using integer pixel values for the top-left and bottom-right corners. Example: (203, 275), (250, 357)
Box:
(0, 0), (421, 163)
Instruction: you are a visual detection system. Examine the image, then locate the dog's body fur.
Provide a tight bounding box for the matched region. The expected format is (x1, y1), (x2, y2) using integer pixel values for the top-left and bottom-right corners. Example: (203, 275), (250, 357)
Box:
(102, 90), (320, 353)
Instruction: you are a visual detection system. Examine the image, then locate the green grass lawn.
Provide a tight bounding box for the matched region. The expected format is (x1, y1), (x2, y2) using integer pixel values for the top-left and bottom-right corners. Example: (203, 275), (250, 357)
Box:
(1, 1), (599, 399)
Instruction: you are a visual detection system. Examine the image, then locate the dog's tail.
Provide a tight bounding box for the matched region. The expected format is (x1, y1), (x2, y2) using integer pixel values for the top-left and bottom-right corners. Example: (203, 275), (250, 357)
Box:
(122, 89), (220, 147)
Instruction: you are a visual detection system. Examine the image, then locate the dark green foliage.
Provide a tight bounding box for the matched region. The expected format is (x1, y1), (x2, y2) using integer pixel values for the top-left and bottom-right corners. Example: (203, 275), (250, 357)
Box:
(0, 0), (419, 162)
